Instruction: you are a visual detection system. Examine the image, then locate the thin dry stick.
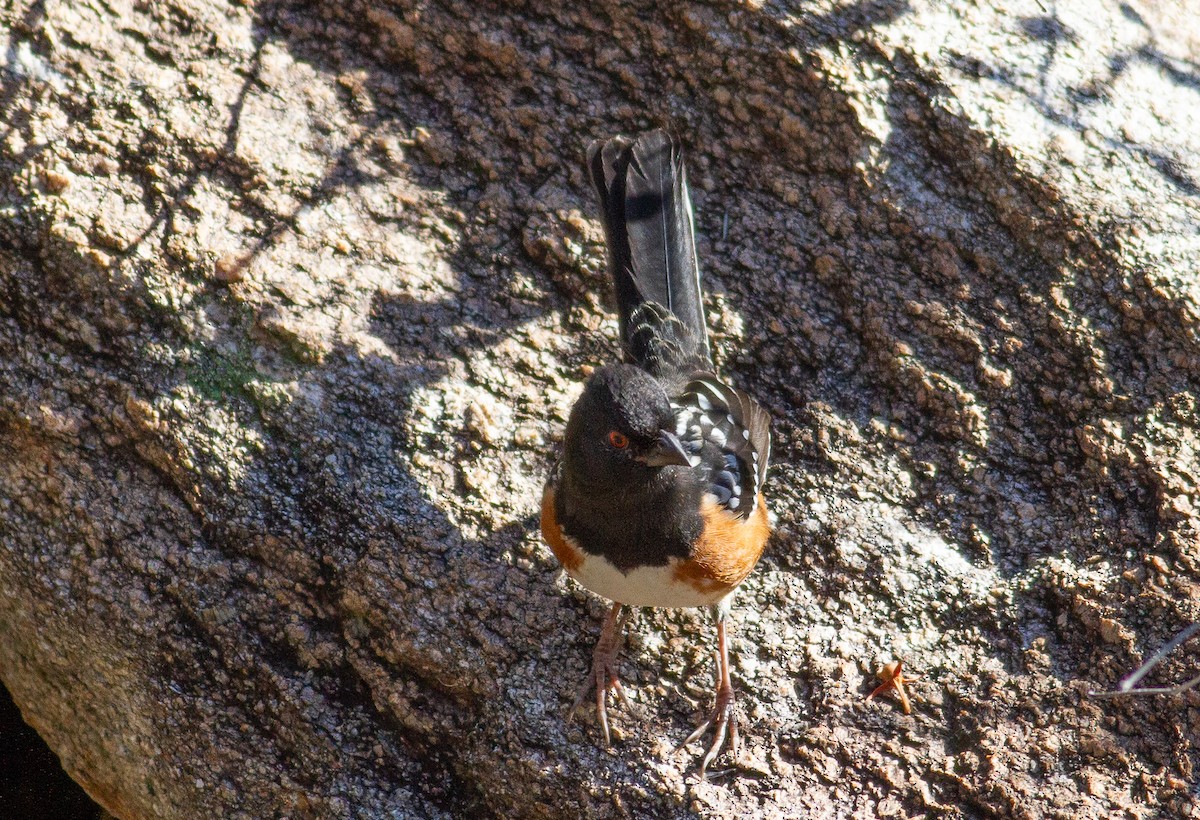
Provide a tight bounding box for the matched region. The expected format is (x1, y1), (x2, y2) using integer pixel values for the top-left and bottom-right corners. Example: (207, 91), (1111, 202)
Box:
(1091, 621), (1200, 698)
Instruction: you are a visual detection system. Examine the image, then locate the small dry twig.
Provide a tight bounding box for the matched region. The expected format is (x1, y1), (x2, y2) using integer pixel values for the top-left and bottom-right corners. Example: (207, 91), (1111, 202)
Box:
(1090, 622), (1200, 698)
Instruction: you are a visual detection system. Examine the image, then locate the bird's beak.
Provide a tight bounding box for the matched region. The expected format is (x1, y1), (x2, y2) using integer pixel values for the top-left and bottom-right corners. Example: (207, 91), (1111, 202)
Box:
(638, 430), (692, 468)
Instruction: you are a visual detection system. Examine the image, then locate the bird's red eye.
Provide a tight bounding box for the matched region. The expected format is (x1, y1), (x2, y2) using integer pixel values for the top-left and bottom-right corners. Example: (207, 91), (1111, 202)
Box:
(608, 431), (629, 449)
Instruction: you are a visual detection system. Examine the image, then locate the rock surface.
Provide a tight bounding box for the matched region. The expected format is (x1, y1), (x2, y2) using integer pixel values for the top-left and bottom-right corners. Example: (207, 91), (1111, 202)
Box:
(1, 0), (1199, 817)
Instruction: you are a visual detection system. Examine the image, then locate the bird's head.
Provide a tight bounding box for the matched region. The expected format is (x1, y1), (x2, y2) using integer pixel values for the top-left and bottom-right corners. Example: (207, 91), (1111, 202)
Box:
(562, 364), (691, 489)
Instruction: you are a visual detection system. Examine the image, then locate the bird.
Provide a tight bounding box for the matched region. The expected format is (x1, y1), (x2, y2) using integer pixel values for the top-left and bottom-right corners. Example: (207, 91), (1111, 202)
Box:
(541, 129), (772, 776)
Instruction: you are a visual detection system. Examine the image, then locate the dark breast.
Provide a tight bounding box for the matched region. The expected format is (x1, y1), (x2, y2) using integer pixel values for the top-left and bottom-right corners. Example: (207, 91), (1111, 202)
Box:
(555, 468), (705, 573)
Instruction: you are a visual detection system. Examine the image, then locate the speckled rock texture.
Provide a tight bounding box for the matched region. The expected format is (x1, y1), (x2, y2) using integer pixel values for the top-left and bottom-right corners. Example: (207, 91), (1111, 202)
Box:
(1, 0), (1198, 817)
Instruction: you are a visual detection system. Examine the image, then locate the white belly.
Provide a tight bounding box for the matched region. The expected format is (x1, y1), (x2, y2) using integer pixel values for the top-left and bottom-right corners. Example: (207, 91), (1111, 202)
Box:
(566, 551), (728, 608)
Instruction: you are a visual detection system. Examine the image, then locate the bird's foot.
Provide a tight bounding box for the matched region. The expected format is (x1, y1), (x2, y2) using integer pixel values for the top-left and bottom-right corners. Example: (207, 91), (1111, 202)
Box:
(567, 604), (633, 744)
(678, 676), (740, 778)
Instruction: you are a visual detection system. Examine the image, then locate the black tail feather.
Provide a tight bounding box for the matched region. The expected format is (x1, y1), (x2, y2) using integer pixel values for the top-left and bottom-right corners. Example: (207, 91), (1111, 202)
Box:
(587, 130), (710, 375)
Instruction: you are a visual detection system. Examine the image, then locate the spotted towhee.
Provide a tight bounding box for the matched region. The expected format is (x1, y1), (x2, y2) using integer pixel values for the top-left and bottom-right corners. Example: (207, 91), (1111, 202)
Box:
(542, 129), (771, 776)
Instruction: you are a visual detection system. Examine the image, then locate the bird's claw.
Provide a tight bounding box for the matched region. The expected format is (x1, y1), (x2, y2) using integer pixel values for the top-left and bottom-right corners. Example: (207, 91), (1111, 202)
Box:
(567, 655), (633, 744)
(567, 604), (633, 744)
(678, 649), (742, 777)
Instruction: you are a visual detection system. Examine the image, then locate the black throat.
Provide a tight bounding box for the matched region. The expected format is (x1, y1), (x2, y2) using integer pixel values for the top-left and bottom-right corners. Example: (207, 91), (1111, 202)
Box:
(555, 465), (704, 573)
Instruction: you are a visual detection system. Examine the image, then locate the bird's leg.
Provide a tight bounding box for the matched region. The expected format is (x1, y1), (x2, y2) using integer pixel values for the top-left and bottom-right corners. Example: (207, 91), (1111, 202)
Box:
(680, 614), (740, 777)
(567, 603), (633, 744)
